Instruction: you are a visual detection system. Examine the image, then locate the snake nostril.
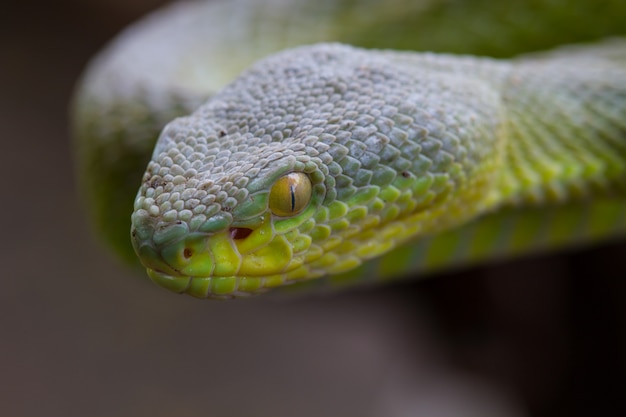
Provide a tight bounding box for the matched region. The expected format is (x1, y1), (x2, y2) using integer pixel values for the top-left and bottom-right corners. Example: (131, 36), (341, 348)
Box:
(183, 247), (193, 259)
(229, 227), (253, 240)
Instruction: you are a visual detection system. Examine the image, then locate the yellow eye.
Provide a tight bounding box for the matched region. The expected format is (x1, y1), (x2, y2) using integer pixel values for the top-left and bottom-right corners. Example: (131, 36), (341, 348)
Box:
(268, 172), (312, 217)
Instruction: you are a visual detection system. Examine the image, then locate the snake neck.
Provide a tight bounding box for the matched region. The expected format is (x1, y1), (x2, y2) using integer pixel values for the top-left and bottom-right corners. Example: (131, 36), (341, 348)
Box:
(495, 43), (626, 208)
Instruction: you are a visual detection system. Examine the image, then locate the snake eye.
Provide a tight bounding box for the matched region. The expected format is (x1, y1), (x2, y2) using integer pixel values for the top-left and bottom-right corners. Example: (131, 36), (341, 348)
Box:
(268, 172), (312, 217)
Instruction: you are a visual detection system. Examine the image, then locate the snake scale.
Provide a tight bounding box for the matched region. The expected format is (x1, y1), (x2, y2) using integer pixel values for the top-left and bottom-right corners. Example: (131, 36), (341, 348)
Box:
(72, 0), (626, 298)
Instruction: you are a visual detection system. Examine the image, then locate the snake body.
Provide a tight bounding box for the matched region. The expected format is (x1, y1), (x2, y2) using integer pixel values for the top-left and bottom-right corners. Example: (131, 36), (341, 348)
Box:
(73, 0), (626, 298)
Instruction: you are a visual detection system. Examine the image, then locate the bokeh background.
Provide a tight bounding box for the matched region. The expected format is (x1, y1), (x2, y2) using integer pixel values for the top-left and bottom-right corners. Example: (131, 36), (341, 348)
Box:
(2, 1), (625, 416)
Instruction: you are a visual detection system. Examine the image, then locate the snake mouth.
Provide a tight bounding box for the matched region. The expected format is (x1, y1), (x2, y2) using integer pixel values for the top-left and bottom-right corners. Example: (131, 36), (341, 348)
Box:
(132, 213), (314, 297)
(146, 269), (287, 299)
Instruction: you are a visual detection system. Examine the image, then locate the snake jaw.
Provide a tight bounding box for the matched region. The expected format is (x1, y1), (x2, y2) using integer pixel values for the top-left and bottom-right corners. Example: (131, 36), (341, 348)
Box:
(131, 210), (318, 298)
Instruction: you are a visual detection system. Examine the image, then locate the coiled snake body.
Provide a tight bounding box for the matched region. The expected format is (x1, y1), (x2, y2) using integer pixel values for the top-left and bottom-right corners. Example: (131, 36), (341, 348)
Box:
(73, 0), (626, 298)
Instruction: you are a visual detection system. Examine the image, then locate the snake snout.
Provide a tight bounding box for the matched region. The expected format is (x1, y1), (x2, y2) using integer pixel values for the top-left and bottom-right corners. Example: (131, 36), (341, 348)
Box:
(134, 232), (218, 279)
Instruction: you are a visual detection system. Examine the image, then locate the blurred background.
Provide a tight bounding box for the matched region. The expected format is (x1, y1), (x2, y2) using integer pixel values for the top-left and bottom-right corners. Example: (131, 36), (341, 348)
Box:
(2, 0), (625, 416)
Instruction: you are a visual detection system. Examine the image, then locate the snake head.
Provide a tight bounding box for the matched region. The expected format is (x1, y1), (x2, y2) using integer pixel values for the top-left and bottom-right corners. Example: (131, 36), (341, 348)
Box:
(131, 113), (330, 298)
(131, 44), (501, 298)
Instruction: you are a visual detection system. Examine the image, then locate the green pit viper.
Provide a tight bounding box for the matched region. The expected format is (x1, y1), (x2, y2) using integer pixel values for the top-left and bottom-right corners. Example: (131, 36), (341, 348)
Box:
(72, 0), (626, 298)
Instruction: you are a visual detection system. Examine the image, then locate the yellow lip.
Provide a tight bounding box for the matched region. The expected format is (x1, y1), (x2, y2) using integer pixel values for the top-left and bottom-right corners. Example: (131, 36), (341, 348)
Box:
(142, 212), (317, 297)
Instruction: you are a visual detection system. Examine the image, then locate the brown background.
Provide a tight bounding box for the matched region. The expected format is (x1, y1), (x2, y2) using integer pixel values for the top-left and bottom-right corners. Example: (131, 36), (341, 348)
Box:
(2, 1), (625, 416)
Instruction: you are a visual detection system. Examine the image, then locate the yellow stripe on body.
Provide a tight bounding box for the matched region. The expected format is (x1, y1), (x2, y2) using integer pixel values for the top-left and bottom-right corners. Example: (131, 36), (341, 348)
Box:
(303, 197), (626, 293)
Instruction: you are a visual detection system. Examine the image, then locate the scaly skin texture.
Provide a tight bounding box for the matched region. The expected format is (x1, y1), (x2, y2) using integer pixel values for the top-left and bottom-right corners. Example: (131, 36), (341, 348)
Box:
(72, 0), (626, 297)
(129, 43), (626, 298)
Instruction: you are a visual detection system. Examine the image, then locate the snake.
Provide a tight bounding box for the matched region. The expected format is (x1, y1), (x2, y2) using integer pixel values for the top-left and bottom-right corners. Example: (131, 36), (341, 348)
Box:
(72, 0), (626, 299)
